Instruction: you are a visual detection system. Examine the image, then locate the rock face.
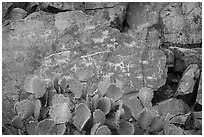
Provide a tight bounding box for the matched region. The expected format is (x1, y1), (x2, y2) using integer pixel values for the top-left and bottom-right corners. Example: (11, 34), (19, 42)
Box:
(2, 12), (56, 85)
(48, 2), (85, 11)
(126, 2), (163, 31)
(126, 2), (202, 45)
(38, 11), (167, 94)
(2, 2), (202, 135)
(85, 2), (127, 30)
(161, 3), (202, 44)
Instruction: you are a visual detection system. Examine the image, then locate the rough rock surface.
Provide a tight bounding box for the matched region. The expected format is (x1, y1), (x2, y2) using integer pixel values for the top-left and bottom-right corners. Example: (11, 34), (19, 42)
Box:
(8, 8), (27, 21)
(126, 2), (202, 45)
(153, 98), (190, 117)
(2, 2), (202, 135)
(85, 2), (127, 30)
(196, 72), (202, 105)
(48, 2), (85, 11)
(161, 3), (202, 44)
(39, 11), (167, 94)
(176, 64), (200, 95)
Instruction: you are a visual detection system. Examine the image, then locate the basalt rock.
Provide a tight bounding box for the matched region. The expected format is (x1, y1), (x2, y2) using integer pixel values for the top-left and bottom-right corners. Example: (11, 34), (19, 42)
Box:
(39, 11), (167, 94)
(85, 2), (128, 30)
(8, 8), (27, 21)
(161, 2), (202, 45)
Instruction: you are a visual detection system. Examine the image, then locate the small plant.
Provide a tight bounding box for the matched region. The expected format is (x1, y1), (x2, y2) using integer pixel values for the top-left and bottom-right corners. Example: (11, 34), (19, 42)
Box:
(14, 99), (35, 120)
(32, 118), (67, 135)
(11, 115), (23, 129)
(48, 123), (66, 135)
(66, 78), (83, 99)
(138, 87), (153, 107)
(95, 125), (111, 135)
(34, 100), (41, 119)
(90, 93), (99, 111)
(36, 118), (55, 135)
(51, 94), (70, 106)
(149, 116), (164, 133)
(117, 121), (134, 135)
(97, 76), (111, 96)
(106, 84), (123, 102)
(49, 103), (72, 124)
(97, 96), (112, 115)
(93, 109), (106, 124)
(91, 123), (101, 135)
(125, 97), (144, 119)
(73, 103), (91, 131)
(137, 108), (155, 130)
(24, 75), (47, 98)
(59, 77), (67, 92)
(25, 121), (38, 135)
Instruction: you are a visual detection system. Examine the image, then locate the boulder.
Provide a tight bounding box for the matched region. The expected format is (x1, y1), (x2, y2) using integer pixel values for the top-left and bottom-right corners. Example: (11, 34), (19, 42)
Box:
(196, 72), (202, 105)
(39, 11), (167, 94)
(176, 64), (200, 95)
(153, 98), (190, 117)
(161, 2), (202, 44)
(8, 8), (27, 21)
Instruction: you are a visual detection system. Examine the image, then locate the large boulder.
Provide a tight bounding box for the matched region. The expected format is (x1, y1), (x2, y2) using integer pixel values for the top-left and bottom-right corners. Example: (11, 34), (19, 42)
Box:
(38, 11), (167, 94)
